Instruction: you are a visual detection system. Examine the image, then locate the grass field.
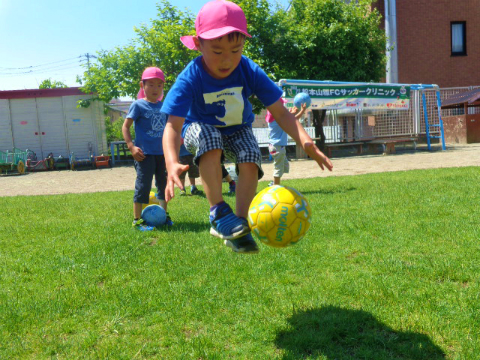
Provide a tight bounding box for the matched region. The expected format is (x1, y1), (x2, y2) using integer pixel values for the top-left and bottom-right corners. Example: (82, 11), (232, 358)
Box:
(1, 166), (479, 359)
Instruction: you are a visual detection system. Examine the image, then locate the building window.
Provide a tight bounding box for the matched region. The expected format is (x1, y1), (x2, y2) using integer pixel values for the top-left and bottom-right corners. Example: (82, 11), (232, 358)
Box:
(451, 21), (466, 56)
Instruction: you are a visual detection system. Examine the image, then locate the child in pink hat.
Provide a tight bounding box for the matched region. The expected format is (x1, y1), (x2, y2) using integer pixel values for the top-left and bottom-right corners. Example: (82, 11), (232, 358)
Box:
(162, 0), (333, 252)
(266, 101), (307, 187)
(122, 66), (173, 230)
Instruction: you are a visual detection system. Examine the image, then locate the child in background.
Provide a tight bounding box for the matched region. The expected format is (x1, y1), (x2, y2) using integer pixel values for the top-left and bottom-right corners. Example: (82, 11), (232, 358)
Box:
(222, 165), (236, 194)
(179, 144), (203, 196)
(162, 0), (332, 252)
(266, 101), (307, 186)
(122, 66), (173, 230)
(178, 153), (234, 196)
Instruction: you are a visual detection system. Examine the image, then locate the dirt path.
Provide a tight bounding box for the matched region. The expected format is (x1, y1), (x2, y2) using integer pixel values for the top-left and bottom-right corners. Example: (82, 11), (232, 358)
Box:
(1, 143), (479, 197)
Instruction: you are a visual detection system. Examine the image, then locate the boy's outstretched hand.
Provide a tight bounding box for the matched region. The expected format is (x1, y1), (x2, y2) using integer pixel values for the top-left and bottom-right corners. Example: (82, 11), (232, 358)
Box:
(165, 163), (189, 202)
(303, 141), (333, 171)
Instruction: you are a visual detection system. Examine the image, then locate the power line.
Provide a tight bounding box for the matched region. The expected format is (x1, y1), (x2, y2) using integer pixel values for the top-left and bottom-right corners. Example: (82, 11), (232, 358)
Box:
(0, 65), (84, 78)
(0, 60), (83, 75)
(0, 56), (82, 70)
(0, 54), (98, 78)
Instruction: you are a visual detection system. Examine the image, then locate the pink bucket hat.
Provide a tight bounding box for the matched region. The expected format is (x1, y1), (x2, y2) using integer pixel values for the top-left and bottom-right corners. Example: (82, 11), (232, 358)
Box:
(180, 0), (251, 50)
(137, 67), (165, 101)
(265, 98), (287, 123)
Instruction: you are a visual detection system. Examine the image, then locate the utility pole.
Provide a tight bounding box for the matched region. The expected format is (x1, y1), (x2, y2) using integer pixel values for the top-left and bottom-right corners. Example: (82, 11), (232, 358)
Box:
(385, 0), (398, 83)
(84, 53), (97, 73)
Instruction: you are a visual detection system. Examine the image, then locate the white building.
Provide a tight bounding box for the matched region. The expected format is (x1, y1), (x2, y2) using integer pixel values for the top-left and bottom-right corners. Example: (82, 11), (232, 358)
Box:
(0, 87), (107, 159)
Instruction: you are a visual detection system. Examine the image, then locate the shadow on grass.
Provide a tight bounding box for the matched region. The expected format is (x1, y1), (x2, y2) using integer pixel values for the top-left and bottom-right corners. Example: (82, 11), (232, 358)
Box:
(256, 184), (357, 196)
(300, 187), (357, 196)
(275, 306), (445, 360)
(179, 192), (207, 199)
(153, 220), (210, 234)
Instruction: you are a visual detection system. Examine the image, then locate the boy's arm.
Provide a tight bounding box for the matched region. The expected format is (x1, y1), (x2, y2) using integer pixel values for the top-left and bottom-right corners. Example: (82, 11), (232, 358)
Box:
(122, 118), (145, 162)
(267, 100), (333, 171)
(163, 115), (189, 202)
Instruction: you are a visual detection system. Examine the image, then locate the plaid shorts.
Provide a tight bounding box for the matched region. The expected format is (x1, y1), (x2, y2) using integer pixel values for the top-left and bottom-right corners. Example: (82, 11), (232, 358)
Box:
(183, 122), (263, 179)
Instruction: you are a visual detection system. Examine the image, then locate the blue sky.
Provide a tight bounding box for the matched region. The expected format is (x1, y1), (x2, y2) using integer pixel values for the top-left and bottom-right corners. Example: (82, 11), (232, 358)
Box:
(0, 0), (288, 91)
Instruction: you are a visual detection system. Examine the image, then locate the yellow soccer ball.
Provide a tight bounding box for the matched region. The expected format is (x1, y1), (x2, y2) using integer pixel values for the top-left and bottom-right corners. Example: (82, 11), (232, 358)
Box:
(142, 192), (160, 210)
(248, 185), (312, 248)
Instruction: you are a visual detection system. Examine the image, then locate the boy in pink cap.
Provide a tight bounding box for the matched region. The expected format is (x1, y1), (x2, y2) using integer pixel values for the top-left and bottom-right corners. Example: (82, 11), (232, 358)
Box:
(266, 101), (307, 186)
(122, 66), (173, 230)
(162, 0), (332, 252)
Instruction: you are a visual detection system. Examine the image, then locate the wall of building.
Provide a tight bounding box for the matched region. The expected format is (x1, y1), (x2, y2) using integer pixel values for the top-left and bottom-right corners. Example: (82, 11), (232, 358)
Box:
(443, 113), (480, 143)
(0, 88), (107, 158)
(374, 0), (480, 87)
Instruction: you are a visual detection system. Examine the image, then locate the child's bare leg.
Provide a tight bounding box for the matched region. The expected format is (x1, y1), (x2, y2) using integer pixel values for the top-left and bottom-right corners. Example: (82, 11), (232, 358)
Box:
(198, 149), (223, 206)
(236, 162), (258, 218)
(159, 200), (167, 211)
(134, 202), (143, 219)
(274, 176), (281, 185)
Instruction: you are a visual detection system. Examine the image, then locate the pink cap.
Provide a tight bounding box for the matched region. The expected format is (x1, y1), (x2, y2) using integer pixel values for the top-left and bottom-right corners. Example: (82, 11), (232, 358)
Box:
(181, 0), (251, 50)
(265, 98), (287, 123)
(141, 67), (165, 82)
(138, 67), (165, 101)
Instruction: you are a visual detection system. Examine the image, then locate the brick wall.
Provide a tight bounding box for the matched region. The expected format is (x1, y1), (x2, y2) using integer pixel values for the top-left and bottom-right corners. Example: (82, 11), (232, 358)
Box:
(373, 0), (480, 87)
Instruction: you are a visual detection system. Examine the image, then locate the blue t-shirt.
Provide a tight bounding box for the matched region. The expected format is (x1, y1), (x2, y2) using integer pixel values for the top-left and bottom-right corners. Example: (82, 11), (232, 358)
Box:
(268, 121), (288, 146)
(126, 99), (168, 155)
(162, 55), (283, 136)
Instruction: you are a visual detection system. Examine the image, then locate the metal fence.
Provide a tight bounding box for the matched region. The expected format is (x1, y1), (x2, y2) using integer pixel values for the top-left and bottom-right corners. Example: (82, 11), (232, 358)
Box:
(251, 85), (478, 155)
(320, 86), (480, 142)
(252, 126), (340, 147)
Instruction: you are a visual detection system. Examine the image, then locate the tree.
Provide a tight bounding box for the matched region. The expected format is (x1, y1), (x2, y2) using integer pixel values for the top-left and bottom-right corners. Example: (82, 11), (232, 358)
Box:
(78, 0), (287, 108)
(39, 79), (68, 89)
(233, 0), (286, 112)
(79, 0), (196, 103)
(271, 0), (387, 148)
(273, 0), (386, 81)
(78, 0), (386, 132)
(235, 0), (284, 76)
(104, 116), (130, 144)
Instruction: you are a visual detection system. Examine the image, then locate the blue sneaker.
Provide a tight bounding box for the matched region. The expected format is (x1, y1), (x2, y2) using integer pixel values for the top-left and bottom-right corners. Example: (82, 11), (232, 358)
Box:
(228, 182), (236, 194)
(165, 212), (173, 226)
(225, 233), (259, 254)
(132, 218), (156, 232)
(209, 202), (250, 240)
(191, 186), (203, 196)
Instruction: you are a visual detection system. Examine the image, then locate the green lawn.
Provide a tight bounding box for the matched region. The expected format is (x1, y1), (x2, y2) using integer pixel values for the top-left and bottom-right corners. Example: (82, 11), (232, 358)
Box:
(1, 167), (479, 359)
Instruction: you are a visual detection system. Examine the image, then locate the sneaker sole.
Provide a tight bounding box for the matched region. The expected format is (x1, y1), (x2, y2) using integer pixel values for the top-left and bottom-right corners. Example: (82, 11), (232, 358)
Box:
(134, 225), (156, 232)
(224, 240), (260, 254)
(210, 224), (250, 240)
